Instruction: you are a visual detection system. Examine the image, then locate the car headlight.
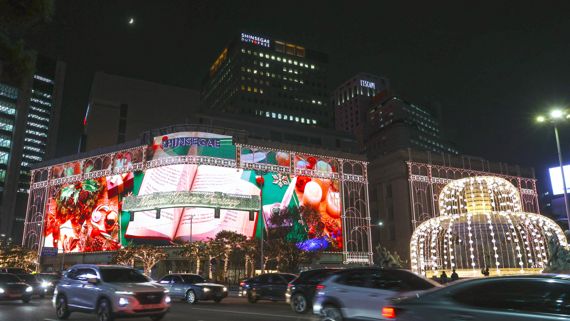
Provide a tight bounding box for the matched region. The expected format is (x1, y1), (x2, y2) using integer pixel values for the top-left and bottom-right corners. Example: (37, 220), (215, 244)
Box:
(165, 295), (171, 304)
(41, 281), (52, 288)
(118, 297), (129, 307)
(222, 287), (227, 292)
(25, 286), (33, 293)
(0, 288), (4, 294)
(115, 291), (134, 295)
(203, 288), (210, 292)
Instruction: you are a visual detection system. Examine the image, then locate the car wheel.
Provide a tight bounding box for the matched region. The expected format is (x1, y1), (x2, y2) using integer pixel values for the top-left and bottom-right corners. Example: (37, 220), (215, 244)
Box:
(321, 305), (343, 321)
(55, 295), (71, 320)
(185, 290), (197, 304)
(291, 293), (308, 313)
(97, 298), (115, 321)
(149, 313), (166, 321)
(22, 296), (31, 303)
(247, 291), (257, 303)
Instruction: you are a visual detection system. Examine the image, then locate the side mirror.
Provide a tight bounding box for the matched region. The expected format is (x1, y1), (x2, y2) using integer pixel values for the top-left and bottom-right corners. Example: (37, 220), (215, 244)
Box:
(87, 277), (99, 285)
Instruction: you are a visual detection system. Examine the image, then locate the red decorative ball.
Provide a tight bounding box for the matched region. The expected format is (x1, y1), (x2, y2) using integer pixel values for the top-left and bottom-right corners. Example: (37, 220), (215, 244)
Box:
(307, 156), (317, 165)
(255, 175), (265, 186)
(295, 176), (311, 192)
(162, 135), (169, 141)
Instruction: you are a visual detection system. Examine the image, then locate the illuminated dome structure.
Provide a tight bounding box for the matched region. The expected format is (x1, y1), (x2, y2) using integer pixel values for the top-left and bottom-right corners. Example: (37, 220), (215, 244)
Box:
(410, 176), (567, 276)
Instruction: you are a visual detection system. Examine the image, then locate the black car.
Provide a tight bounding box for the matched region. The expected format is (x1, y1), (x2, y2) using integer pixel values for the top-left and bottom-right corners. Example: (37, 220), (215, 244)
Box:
(16, 274), (47, 298)
(387, 274), (570, 321)
(158, 274), (228, 304)
(241, 273), (297, 303)
(0, 273), (33, 303)
(286, 268), (339, 313)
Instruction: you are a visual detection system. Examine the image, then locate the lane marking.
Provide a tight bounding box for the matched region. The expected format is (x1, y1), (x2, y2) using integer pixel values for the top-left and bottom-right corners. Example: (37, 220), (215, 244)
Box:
(188, 307), (314, 319)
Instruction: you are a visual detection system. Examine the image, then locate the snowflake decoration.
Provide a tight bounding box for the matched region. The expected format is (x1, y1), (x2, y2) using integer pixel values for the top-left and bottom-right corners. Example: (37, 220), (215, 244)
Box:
(272, 173), (289, 188)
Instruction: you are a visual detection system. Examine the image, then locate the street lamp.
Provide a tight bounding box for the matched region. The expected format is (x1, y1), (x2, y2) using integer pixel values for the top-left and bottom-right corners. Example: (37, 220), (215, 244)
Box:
(536, 108), (570, 230)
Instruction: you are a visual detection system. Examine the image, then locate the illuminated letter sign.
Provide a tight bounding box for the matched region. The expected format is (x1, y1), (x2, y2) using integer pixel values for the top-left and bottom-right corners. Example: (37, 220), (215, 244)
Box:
(241, 33), (270, 48)
(360, 80), (376, 89)
(123, 191), (261, 212)
(161, 137), (221, 149)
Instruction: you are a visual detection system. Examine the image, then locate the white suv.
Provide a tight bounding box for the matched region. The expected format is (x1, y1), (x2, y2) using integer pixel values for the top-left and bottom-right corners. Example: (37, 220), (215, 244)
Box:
(53, 264), (170, 321)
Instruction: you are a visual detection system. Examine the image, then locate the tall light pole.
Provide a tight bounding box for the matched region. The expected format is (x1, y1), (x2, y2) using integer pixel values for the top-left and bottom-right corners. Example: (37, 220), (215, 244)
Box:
(536, 108), (570, 230)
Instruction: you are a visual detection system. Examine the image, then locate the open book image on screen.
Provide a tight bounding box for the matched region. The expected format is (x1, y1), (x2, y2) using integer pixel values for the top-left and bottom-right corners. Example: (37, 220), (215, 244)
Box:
(125, 164), (260, 241)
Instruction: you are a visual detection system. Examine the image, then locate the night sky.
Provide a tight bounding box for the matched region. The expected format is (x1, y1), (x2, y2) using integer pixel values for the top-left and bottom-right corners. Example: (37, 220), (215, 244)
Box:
(35, 1), (570, 193)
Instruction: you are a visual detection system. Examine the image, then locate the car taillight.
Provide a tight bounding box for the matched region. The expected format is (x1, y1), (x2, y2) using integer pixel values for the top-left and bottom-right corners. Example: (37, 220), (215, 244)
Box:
(382, 307), (396, 319)
(316, 284), (326, 290)
(287, 283), (293, 288)
(239, 282), (245, 287)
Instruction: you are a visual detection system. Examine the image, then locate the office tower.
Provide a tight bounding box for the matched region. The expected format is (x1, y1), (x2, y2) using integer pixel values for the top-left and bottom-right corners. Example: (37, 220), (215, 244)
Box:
(331, 73), (389, 136)
(0, 55), (65, 241)
(366, 96), (459, 157)
(82, 72), (201, 152)
(201, 32), (331, 128)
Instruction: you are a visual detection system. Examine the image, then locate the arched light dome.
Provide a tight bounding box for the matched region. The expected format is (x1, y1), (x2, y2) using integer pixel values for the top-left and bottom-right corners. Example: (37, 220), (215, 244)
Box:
(411, 176), (567, 276)
(438, 176), (522, 216)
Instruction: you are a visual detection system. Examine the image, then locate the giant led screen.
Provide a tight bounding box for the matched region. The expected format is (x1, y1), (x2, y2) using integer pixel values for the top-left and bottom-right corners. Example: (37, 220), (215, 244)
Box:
(241, 149), (342, 251)
(42, 132), (342, 253)
(549, 164), (570, 196)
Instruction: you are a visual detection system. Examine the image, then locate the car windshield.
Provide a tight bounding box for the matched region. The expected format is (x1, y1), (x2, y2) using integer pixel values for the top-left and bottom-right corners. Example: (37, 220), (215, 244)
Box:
(0, 274), (22, 283)
(180, 275), (205, 284)
(99, 268), (149, 283)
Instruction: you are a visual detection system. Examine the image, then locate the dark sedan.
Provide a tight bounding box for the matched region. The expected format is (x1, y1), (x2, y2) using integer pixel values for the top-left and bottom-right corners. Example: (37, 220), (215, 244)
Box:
(241, 273), (297, 303)
(286, 268), (339, 313)
(385, 274), (570, 321)
(158, 273), (227, 304)
(16, 274), (47, 298)
(0, 273), (33, 303)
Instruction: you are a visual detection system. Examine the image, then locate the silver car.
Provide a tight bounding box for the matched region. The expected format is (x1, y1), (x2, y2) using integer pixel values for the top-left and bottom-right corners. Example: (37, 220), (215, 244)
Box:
(313, 268), (439, 321)
(53, 264), (171, 321)
(386, 274), (570, 321)
(157, 273), (228, 304)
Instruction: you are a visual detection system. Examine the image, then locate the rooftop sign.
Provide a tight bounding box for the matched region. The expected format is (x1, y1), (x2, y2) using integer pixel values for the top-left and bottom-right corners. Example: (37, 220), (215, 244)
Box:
(360, 80), (376, 89)
(241, 33), (270, 48)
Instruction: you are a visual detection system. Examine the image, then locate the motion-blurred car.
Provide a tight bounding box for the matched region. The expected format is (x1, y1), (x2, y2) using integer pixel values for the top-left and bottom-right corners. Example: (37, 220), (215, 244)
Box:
(384, 274), (570, 321)
(313, 268), (440, 321)
(0, 273), (33, 303)
(242, 273), (297, 303)
(286, 268), (339, 313)
(157, 273), (227, 304)
(36, 273), (61, 295)
(15, 274), (47, 298)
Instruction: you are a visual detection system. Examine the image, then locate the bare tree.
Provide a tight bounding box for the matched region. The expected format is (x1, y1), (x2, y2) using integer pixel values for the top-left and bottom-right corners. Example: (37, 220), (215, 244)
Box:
(215, 231), (247, 281)
(112, 245), (167, 276)
(0, 245), (38, 272)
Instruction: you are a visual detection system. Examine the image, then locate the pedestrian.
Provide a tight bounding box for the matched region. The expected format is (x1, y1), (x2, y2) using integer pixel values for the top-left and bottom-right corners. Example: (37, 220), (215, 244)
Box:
(450, 269), (459, 281)
(439, 271), (448, 284)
